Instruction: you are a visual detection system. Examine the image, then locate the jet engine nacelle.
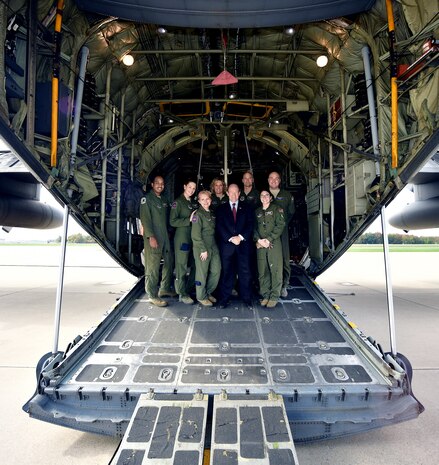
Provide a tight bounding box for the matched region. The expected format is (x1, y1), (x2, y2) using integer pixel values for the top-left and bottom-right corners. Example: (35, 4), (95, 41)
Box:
(390, 157), (439, 231)
(389, 198), (439, 231)
(0, 174), (63, 230)
(0, 196), (63, 229)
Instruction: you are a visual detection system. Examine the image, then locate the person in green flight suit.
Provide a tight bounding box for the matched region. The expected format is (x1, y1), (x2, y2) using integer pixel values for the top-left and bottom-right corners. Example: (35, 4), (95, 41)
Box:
(240, 170), (261, 292)
(210, 177), (229, 211)
(170, 179), (197, 304)
(190, 190), (221, 306)
(140, 175), (175, 307)
(268, 171), (295, 297)
(254, 189), (286, 308)
(240, 170), (261, 210)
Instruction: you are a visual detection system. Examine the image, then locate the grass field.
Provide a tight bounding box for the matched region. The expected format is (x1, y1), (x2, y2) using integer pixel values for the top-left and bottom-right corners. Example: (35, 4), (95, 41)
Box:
(351, 243), (439, 252)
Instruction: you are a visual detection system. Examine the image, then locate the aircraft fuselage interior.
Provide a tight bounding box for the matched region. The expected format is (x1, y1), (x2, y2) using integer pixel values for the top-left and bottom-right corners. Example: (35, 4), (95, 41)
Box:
(1, 0), (437, 456)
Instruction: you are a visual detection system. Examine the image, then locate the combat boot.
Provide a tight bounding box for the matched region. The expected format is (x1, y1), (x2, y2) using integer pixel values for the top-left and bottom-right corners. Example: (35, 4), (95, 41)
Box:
(180, 295), (194, 304)
(149, 297), (168, 307)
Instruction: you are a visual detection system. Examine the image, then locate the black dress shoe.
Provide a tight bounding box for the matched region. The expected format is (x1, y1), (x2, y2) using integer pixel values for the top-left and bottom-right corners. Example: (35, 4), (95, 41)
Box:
(218, 301), (229, 309)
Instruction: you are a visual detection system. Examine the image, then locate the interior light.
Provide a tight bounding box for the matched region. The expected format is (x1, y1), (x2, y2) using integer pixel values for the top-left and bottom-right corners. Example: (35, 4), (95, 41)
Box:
(157, 26), (167, 34)
(330, 18), (351, 28)
(284, 26), (295, 36)
(316, 55), (329, 67)
(122, 54), (134, 66)
(422, 39), (433, 53)
(229, 91), (237, 99)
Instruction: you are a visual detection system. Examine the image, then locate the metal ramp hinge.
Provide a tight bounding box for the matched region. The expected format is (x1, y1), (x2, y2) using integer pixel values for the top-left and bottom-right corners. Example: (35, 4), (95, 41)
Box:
(211, 392), (299, 464)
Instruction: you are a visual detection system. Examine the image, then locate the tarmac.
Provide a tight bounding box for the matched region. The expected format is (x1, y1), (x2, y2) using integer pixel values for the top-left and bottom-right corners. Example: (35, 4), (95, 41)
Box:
(0, 244), (438, 465)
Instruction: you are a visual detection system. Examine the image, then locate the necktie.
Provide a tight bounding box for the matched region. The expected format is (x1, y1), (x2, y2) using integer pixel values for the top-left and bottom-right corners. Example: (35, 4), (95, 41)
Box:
(232, 203), (237, 222)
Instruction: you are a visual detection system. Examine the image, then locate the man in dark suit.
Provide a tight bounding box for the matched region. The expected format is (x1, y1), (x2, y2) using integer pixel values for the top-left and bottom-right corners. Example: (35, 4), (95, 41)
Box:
(216, 183), (255, 308)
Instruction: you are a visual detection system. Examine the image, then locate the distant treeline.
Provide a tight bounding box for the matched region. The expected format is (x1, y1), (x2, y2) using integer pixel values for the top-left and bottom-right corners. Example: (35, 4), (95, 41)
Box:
(54, 233), (94, 243)
(52, 231), (439, 245)
(357, 232), (439, 244)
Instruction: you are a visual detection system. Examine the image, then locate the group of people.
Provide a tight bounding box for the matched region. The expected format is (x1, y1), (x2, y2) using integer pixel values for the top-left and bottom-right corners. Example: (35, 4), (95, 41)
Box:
(139, 170), (295, 309)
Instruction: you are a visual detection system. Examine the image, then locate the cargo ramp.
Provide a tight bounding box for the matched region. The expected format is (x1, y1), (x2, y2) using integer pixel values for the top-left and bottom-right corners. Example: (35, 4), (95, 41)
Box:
(24, 270), (423, 454)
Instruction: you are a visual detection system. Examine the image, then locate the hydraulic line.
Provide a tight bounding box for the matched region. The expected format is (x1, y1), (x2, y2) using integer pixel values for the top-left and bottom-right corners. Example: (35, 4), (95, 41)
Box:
(381, 205), (397, 357)
(243, 127), (253, 174)
(196, 126), (205, 190)
(386, 0), (399, 168)
(50, 0), (65, 167)
(339, 66), (350, 235)
(362, 43), (397, 357)
(69, 46), (89, 178)
(116, 91), (126, 251)
(52, 204), (69, 354)
(326, 93), (335, 251)
(362, 46), (381, 175)
(100, 65), (113, 232)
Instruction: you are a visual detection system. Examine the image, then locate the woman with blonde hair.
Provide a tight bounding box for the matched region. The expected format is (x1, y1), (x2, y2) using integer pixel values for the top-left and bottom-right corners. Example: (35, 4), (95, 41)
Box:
(191, 190), (221, 306)
(209, 177), (228, 211)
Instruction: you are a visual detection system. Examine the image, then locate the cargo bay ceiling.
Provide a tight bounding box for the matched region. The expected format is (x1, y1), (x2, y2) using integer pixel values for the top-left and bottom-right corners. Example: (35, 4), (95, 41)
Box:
(1, 0), (438, 274)
(71, 0), (380, 131)
(38, 0), (435, 175)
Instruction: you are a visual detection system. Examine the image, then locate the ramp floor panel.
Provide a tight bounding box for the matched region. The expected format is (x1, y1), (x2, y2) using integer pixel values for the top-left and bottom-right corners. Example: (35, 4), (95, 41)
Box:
(211, 393), (299, 464)
(110, 393), (208, 465)
(63, 277), (385, 391)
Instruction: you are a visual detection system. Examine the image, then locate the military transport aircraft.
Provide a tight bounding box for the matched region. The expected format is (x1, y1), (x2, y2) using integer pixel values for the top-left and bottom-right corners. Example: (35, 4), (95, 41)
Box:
(1, 0), (437, 463)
